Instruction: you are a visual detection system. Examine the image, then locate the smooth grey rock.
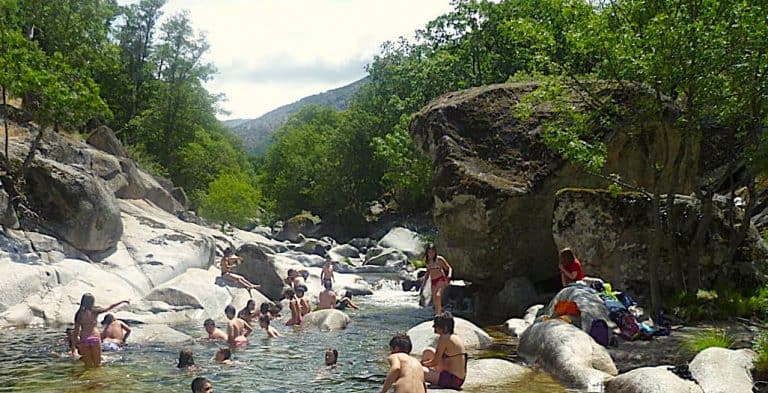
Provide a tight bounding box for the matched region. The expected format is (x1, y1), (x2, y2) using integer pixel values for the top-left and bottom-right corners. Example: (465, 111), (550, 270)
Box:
(377, 227), (425, 260)
(129, 324), (192, 344)
(236, 244), (285, 300)
(541, 286), (612, 332)
(24, 157), (123, 252)
(329, 244), (361, 260)
(86, 125), (128, 158)
(407, 317), (491, 355)
(606, 366), (703, 393)
(348, 237), (376, 250)
(301, 309), (350, 331)
(275, 214), (320, 242)
(518, 319), (617, 388)
(503, 318), (530, 338)
(689, 347), (756, 393)
(553, 189), (768, 297)
(295, 237), (329, 256)
(492, 276), (537, 317)
(364, 247), (409, 267)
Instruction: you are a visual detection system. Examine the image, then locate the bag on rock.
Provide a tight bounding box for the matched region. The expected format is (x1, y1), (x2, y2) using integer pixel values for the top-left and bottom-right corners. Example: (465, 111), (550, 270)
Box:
(589, 319), (611, 347)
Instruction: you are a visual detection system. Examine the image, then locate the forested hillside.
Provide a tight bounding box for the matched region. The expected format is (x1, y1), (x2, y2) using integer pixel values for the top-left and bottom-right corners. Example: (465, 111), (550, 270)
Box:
(226, 77), (368, 155)
(1, 0), (766, 236)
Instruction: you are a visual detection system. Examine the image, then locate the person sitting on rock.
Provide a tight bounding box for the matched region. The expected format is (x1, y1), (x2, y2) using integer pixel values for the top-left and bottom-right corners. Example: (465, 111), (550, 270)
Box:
(421, 312), (467, 390)
(203, 319), (228, 341)
(218, 247), (260, 295)
(191, 376), (213, 393)
(381, 333), (427, 393)
(100, 313), (131, 352)
(558, 247), (586, 286)
(238, 299), (259, 324)
(318, 279), (338, 310)
(285, 268), (309, 289)
(421, 244), (453, 316)
(258, 314), (282, 338)
(284, 288), (303, 326)
(320, 259), (335, 284)
(224, 305), (252, 346)
(335, 291), (359, 311)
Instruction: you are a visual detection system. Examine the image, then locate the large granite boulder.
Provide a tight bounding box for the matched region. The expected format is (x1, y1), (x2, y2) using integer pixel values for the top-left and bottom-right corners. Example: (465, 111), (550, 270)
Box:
(129, 324), (193, 344)
(553, 189), (768, 295)
(24, 157), (123, 252)
(606, 366), (703, 393)
(410, 83), (699, 312)
(407, 317), (492, 355)
(275, 213), (320, 242)
(377, 227), (425, 260)
(518, 319), (618, 388)
(87, 125), (128, 158)
(689, 347), (756, 393)
(364, 247), (409, 268)
(487, 276), (537, 318)
(300, 309), (350, 331)
(541, 286), (612, 332)
(235, 244), (285, 300)
(426, 359), (531, 392)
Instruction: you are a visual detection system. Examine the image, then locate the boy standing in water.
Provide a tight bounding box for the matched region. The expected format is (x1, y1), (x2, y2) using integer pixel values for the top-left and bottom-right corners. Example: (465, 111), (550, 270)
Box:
(203, 319), (228, 341)
(224, 305), (252, 345)
(381, 334), (427, 393)
(258, 314), (282, 338)
(320, 259), (334, 284)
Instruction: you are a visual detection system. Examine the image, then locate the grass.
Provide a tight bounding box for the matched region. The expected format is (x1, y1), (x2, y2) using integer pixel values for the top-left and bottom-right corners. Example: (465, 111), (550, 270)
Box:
(753, 331), (768, 378)
(669, 288), (768, 322)
(680, 329), (736, 358)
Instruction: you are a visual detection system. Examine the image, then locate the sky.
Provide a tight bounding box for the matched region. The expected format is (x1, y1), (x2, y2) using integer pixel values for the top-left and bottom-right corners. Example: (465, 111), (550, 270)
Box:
(119, 0), (454, 120)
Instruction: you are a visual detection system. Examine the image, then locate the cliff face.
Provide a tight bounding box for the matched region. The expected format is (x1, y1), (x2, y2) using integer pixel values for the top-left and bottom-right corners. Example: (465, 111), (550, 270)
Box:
(410, 82), (705, 314)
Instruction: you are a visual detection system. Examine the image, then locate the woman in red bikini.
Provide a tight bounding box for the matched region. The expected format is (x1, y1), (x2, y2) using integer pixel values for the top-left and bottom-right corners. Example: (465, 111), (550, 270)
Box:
(421, 312), (467, 390)
(71, 293), (129, 368)
(422, 244), (453, 316)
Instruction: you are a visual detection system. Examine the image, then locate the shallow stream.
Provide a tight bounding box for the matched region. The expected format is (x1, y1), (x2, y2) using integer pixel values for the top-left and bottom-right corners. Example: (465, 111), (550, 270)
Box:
(0, 279), (570, 392)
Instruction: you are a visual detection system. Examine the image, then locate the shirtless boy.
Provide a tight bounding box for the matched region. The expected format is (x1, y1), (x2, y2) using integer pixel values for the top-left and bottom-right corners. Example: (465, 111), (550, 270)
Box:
(219, 247), (260, 294)
(295, 285), (311, 316)
(71, 293), (130, 368)
(258, 314), (281, 338)
(204, 319), (228, 341)
(320, 260), (334, 284)
(225, 305), (253, 346)
(101, 313), (131, 351)
(380, 334), (427, 393)
(318, 279), (337, 310)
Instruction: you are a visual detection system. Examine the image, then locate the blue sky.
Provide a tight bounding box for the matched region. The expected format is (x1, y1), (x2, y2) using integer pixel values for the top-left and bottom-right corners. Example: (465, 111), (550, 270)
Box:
(118, 0), (453, 120)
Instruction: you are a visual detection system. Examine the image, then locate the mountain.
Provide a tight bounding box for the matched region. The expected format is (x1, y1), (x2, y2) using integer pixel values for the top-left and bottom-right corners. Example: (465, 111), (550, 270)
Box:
(224, 77), (369, 155)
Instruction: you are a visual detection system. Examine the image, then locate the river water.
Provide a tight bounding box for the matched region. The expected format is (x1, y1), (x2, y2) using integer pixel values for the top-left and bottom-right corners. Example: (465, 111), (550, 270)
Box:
(0, 279), (569, 392)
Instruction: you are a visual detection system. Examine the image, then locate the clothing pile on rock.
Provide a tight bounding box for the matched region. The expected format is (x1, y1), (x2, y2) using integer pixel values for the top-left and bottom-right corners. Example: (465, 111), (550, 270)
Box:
(592, 281), (670, 341)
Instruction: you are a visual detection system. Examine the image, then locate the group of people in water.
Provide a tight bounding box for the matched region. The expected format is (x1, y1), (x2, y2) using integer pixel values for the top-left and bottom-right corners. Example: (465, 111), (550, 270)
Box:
(63, 243), (471, 392)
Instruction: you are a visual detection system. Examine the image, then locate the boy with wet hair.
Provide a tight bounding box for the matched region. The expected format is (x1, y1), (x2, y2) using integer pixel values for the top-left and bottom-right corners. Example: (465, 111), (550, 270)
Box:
(324, 347), (338, 366)
(381, 334), (427, 393)
(259, 314), (281, 338)
(225, 305), (252, 345)
(203, 319), (227, 341)
(191, 376), (213, 393)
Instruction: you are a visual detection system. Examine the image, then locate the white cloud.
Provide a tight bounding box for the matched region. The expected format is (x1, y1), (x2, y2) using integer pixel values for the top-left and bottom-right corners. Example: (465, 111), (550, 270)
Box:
(121, 0), (453, 119)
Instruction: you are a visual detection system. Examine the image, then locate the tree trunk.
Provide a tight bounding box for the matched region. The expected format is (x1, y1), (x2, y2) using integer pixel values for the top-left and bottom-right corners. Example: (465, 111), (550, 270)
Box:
(2, 86), (8, 167)
(649, 190), (663, 316)
(726, 178), (756, 264)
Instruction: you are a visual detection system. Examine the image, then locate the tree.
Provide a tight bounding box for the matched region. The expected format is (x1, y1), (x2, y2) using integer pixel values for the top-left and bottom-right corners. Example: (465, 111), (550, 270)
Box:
(199, 172), (262, 227)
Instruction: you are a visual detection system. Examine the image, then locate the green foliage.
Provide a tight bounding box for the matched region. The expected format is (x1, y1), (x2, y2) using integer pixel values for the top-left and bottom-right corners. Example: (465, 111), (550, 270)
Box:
(125, 143), (168, 178)
(411, 259), (427, 269)
(680, 329), (736, 358)
(372, 115), (431, 210)
(199, 172), (262, 227)
(753, 330), (768, 376)
(670, 288), (768, 322)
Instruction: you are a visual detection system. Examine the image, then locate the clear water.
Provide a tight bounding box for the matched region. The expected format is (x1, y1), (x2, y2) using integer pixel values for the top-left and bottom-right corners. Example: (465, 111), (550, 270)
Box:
(0, 279), (569, 393)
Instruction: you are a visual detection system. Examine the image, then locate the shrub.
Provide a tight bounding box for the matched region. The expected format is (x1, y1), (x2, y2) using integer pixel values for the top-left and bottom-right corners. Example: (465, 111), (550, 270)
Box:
(753, 330), (768, 378)
(680, 329), (735, 358)
(412, 259), (426, 269)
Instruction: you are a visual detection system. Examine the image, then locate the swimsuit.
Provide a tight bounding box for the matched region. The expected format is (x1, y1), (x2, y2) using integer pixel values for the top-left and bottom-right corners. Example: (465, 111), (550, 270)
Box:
(437, 352), (467, 389)
(233, 336), (248, 345)
(79, 336), (101, 348)
(427, 263), (447, 287)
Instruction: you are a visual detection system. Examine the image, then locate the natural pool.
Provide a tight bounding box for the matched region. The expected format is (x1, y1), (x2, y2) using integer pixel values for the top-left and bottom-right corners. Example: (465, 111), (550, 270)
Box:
(0, 280), (571, 392)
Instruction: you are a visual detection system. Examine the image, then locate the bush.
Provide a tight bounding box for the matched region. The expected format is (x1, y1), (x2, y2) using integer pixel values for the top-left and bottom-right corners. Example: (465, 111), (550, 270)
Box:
(199, 172), (263, 227)
(680, 329), (735, 358)
(753, 331), (768, 378)
(670, 288), (766, 322)
(412, 259), (426, 269)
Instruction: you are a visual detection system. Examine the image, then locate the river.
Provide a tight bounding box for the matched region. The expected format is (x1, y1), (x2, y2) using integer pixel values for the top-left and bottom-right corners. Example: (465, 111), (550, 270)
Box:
(0, 279), (571, 392)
